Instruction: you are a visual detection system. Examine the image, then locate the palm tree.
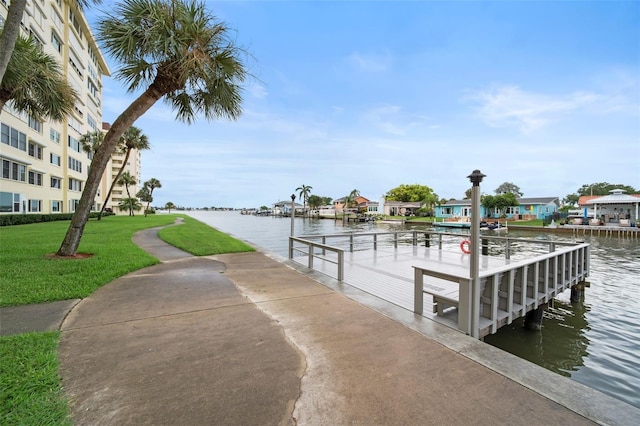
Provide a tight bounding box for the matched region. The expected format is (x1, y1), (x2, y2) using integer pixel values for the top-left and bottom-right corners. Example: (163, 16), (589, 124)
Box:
(98, 126), (149, 219)
(57, 0), (246, 256)
(0, 34), (78, 117)
(118, 197), (142, 214)
(296, 184), (312, 217)
(165, 202), (176, 213)
(137, 178), (162, 217)
(117, 171), (137, 215)
(342, 189), (360, 222)
(79, 131), (105, 157)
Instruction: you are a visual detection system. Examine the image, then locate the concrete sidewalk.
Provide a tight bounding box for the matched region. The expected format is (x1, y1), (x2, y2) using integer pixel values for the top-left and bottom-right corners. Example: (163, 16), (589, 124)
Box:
(4, 225), (639, 425)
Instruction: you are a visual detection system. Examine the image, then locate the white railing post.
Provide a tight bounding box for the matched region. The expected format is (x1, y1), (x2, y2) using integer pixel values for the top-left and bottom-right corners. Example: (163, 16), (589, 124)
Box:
(373, 234), (378, 250)
(413, 267), (424, 315)
(337, 249), (344, 281)
(289, 237), (293, 259)
(458, 277), (473, 336)
(350, 234), (354, 252)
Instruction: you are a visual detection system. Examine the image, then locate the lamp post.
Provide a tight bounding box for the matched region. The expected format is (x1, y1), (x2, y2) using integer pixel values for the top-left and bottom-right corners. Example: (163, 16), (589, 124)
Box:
(467, 169), (485, 338)
(290, 194), (296, 236)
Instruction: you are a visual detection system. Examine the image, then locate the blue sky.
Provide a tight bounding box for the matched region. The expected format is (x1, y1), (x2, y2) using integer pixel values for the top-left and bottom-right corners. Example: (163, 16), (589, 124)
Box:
(91, 0), (640, 208)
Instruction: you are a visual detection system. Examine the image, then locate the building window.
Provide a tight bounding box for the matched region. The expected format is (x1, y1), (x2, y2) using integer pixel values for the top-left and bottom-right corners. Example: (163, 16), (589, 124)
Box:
(50, 153), (61, 166)
(51, 31), (62, 53)
(87, 114), (97, 130)
(1, 123), (27, 151)
(2, 159), (27, 182)
(28, 171), (43, 186)
(50, 128), (61, 144)
(28, 115), (42, 132)
(505, 207), (520, 215)
(51, 176), (61, 189)
(0, 192), (21, 213)
(68, 156), (82, 173)
(28, 199), (42, 212)
(69, 199), (80, 212)
(51, 200), (62, 212)
(68, 178), (82, 192)
(28, 142), (43, 159)
(68, 136), (81, 152)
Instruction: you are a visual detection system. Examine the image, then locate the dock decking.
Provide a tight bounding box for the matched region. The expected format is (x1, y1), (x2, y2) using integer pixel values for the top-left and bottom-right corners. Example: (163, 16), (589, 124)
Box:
(291, 232), (590, 339)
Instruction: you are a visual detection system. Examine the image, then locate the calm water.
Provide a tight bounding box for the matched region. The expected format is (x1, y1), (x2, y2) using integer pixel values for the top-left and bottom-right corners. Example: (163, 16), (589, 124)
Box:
(187, 211), (640, 408)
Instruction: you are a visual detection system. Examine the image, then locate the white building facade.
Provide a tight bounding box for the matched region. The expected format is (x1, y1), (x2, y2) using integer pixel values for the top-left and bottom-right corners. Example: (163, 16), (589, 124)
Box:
(1, 0), (110, 214)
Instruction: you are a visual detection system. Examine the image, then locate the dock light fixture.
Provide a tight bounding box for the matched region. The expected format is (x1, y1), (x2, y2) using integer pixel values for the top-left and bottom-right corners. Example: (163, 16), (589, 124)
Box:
(467, 169), (485, 338)
(467, 169), (486, 187)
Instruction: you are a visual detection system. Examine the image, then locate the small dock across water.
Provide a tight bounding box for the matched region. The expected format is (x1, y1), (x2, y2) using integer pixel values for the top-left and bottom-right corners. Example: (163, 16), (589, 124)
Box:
(290, 231), (590, 339)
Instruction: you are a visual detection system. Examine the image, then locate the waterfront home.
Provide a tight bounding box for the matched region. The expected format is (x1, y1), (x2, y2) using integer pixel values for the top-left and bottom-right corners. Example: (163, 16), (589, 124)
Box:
(580, 189), (640, 225)
(272, 200), (302, 216)
(333, 196), (370, 213)
(435, 197), (560, 220)
(381, 200), (422, 216)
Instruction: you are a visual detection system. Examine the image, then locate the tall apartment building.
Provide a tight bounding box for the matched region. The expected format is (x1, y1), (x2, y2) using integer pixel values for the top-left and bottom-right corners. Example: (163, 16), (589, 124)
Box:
(99, 122), (142, 214)
(0, 0), (110, 214)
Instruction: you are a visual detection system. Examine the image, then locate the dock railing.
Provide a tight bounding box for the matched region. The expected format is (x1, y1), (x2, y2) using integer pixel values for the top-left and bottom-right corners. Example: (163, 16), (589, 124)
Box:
(413, 242), (590, 338)
(290, 230), (590, 338)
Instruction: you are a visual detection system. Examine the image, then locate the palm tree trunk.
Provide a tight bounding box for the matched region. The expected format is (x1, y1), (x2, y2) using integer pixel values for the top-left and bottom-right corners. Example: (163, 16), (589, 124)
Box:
(57, 85), (164, 256)
(124, 184), (134, 216)
(98, 149), (131, 220)
(0, 0), (27, 83)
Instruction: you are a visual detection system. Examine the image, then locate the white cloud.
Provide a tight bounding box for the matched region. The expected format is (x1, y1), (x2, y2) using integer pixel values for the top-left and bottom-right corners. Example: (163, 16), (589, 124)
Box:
(468, 85), (599, 133)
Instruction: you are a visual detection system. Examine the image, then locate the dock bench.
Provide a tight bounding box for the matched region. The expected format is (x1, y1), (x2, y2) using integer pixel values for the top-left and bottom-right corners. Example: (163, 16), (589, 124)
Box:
(422, 280), (459, 315)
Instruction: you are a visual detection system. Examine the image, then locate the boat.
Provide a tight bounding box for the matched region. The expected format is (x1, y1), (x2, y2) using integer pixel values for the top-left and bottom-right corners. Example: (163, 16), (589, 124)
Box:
(480, 221), (507, 232)
(435, 222), (471, 229)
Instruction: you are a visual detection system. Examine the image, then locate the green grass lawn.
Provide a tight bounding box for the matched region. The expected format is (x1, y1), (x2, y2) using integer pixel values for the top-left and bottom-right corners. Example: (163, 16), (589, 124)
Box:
(0, 214), (254, 424)
(0, 332), (69, 425)
(159, 215), (254, 255)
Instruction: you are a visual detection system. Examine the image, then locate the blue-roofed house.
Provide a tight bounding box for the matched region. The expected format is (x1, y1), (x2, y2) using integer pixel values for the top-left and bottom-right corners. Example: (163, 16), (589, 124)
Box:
(435, 197), (560, 220)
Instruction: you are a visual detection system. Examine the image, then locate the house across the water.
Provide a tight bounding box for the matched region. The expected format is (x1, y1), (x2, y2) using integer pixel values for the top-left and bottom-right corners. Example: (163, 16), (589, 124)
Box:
(435, 197), (560, 220)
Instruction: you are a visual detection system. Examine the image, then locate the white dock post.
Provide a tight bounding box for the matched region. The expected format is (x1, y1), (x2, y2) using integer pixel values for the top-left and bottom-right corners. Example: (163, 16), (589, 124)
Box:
(467, 169), (486, 338)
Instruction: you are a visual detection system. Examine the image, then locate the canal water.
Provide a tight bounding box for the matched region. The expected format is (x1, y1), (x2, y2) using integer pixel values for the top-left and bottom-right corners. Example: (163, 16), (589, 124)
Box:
(186, 210), (640, 409)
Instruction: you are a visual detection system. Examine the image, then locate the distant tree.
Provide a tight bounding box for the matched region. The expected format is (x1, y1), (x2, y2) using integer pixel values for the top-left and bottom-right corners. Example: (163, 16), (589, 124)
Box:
(296, 184), (313, 217)
(576, 182), (637, 196)
(99, 126), (150, 220)
(118, 197), (142, 214)
(260, 205), (269, 211)
(307, 195), (322, 210)
(117, 171), (137, 215)
(137, 178), (161, 217)
(342, 189), (361, 216)
(481, 193), (518, 217)
(464, 188), (472, 199)
(495, 182), (523, 197)
(165, 202), (176, 213)
(385, 184), (436, 202)
(563, 194), (580, 206)
(420, 192), (440, 216)
(0, 34), (78, 117)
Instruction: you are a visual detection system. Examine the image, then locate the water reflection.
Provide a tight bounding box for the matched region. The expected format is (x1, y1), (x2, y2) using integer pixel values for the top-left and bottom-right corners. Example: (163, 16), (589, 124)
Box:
(484, 300), (590, 378)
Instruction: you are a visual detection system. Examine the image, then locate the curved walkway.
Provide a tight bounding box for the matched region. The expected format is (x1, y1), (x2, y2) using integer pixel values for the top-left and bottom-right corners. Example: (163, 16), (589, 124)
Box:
(4, 224), (639, 424)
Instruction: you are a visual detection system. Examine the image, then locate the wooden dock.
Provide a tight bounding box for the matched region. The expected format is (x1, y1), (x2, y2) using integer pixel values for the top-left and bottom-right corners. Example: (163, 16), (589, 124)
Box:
(290, 232), (590, 339)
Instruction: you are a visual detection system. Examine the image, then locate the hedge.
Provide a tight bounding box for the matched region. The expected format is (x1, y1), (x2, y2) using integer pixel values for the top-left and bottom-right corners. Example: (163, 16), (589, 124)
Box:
(0, 212), (110, 226)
